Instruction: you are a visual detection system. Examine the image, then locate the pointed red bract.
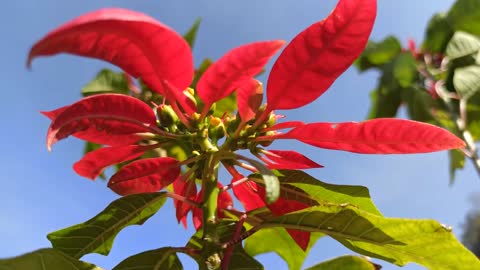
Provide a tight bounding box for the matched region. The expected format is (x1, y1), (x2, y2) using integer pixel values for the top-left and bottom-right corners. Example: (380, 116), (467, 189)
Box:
(46, 94), (157, 150)
(237, 79), (263, 123)
(73, 145), (154, 180)
(108, 157), (180, 196)
(267, 0), (377, 110)
(28, 8), (193, 97)
(196, 40), (284, 110)
(173, 177), (197, 228)
(283, 119), (466, 154)
(231, 176), (265, 212)
(262, 150), (323, 170)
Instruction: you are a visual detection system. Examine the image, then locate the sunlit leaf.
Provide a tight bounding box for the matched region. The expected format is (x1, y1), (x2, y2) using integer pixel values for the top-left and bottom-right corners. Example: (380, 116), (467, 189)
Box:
(112, 247), (183, 270)
(453, 65), (480, 99)
(47, 193), (167, 258)
(448, 0), (480, 36)
(356, 36), (402, 71)
(108, 157), (180, 196)
(446, 31), (480, 60)
(449, 149), (466, 183)
(28, 8), (193, 96)
(304, 255), (379, 270)
(0, 249), (103, 270)
(267, 0), (377, 110)
(261, 204), (480, 269)
(283, 118), (465, 154)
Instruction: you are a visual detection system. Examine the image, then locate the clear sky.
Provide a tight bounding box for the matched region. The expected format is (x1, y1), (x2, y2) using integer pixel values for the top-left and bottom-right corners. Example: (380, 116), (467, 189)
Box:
(1, 1), (477, 269)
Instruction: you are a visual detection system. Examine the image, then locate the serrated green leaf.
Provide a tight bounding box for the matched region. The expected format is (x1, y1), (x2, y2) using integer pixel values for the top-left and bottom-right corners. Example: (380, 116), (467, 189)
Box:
(449, 149), (466, 184)
(112, 247), (183, 270)
(244, 228), (323, 270)
(48, 192), (167, 258)
(453, 65), (480, 99)
(0, 249), (103, 270)
(393, 53), (417, 88)
(448, 0), (480, 36)
(422, 13), (454, 53)
(183, 17), (201, 48)
(355, 36), (402, 72)
(446, 31), (480, 60)
(272, 170), (381, 215)
(304, 255), (378, 270)
(261, 204), (480, 269)
(82, 69), (130, 96)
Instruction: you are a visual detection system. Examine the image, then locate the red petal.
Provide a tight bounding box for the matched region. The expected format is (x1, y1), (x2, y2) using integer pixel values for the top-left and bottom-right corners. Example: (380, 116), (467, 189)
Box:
(173, 178), (197, 228)
(284, 119), (466, 154)
(231, 176), (265, 212)
(41, 105), (69, 120)
(197, 40), (284, 109)
(47, 94), (157, 150)
(267, 0), (377, 110)
(263, 150), (323, 170)
(108, 157), (180, 196)
(28, 8), (193, 96)
(73, 145), (154, 180)
(286, 229), (311, 251)
(237, 79), (263, 123)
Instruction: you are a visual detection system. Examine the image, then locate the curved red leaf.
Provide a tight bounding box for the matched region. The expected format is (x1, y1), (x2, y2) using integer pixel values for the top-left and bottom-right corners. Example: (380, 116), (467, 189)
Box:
(173, 178), (197, 228)
(283, 119), (466, 154)
(197, 40), (284, 110)
(231, 176), (265, 212)
(47, 94), (157, 150)
(28, 8), (193, 96)
(267, 0), (377, 110)
(108, 157), (180, 196)
(262, 150), (323, 170)
(237, 79), (263, 123)
(73, 145), (154, 180)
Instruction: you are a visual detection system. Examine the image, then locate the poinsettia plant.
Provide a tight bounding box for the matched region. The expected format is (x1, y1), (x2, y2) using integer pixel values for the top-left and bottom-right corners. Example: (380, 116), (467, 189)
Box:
(2, 0), (480, 269)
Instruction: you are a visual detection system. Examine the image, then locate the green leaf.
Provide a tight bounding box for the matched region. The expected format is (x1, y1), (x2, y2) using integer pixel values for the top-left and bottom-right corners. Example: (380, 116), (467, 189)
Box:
(47, 192), (167, 258)
(213, 92), (237, 117)
(393, 53), (417, 88)
(191, 58), (213, 90)
(453, 65), (480, 99)
(245, 228), (323, 270)
(273, 170), (381, 215)
(0, 249), (103, 270)
(355, 36), (402, 72)
(112, 247), (183, 270)
(82, 69), (130, 96)
(261, 204), (480, 269)
(367, 63), (403, 119)
(401, 87), (437, 123)
(448, 0), (480, 36)
(446, 31), (480, 60)
(449, 149), (465, 183)
(304, 255), (378, 270)
(183, 17), (201, 49)
(422, 13), (454, 53)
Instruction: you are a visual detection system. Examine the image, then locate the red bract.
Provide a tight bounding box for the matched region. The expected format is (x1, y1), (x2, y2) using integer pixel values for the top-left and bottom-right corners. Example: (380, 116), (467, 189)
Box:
(28, 8), (193, 100)
(196, 40), (284, 114)
(260, 150), (323, 170)
(266, 0), (377, 111)
(192, 183), (233, 230)
(173, 177), (198, 228)
(237, 79), (264, 123)
(108, 157), (180, 196)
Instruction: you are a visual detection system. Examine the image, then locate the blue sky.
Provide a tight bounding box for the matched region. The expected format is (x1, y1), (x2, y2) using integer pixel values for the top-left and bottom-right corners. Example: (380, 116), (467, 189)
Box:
(1, 0), (478, 269)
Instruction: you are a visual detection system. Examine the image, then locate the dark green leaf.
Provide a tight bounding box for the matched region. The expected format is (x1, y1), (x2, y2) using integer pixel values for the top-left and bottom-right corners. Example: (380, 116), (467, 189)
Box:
(112, 247), (183, 270)
(48, 192), (167, 258)
(244, 228), (323, 270)
(401, 87), (437, 123)
(449, 149), (465, 183)
(448, 0), (480, 36)
(453, 65), (480, 99)
(191, 58), (213, 90)
(261, 204), (480, 269)
(366, 62), (403, 119)
(0, 249), (103, 270)
(393, 53), (417, 88)
(82, 69), (130, 96)
(446, 31), (480, 60)
(183, 17), (201, 49)
(422, 13), (454, 53)
(355, 36), (402, 72)
(304, 255), (378, 270)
